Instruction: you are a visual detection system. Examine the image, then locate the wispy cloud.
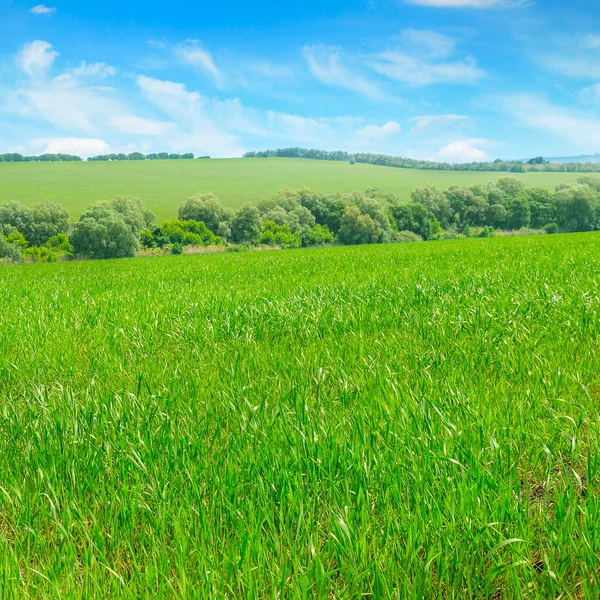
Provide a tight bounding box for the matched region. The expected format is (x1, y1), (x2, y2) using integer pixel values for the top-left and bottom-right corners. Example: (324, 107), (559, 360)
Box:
(302, 44), (385, 99)
(368, 52), (483, 86)
(17, 40), (59, 77)
(367, 29), (484, 86)
(410, 114), (469, 132)
(584, 35), (600, 49)
(70, 62), (116, 78)
(174, 41), (222, 85)
(29, 4), (56, 15)
(404, 0), (528, 8)
(496, 94), (600, 151)
(355, 121), (401, 144)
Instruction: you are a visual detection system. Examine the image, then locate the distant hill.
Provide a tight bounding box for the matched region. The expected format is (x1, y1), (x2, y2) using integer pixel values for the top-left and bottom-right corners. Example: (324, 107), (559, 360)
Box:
(0, 157), (588, 222)
(544, 154), (600, 164)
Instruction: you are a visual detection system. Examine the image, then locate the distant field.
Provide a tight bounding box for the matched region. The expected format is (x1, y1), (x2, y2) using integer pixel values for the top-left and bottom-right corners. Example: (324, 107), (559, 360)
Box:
(0, 158), (586, 221)
(1, 234), (599, 596)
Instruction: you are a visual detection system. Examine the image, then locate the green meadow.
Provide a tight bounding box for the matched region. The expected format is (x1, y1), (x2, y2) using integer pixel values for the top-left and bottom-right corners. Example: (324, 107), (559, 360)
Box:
(1, 233), (599, 597)
(0, 158), (584, 221)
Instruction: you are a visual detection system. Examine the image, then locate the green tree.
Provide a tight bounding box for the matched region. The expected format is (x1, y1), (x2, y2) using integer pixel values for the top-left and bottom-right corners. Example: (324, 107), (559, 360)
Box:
(301, 224), (334, 246)
(411, 186), (452, 228)
(554, 185), (599, 232)
(505, 194), (531, 230)
(70, 207), (139, 259)
(178, 194), (231, 236)
(259, 221), (301, 249)
(337, 205), (383, 245)
(231, 204), (262, 244)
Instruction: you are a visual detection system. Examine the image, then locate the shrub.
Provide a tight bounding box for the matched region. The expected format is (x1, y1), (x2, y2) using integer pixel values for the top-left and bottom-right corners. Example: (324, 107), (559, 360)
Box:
(0, 236), (22, 262)
(70, 210), (139, 259)
(301, 224), (334, 247)
(394, 230), (422, 243)
(337, 205), (384, 245)
(160, 220), (221, 247)
(171, 243), (183, 255)
(477, 226), (495, 238)
(231, 204), (262, 244)
(178, 194), (231, 237)
(259, 221), (301, 249)
(0, 201), (69, 246)
(544, 222), (559, 234)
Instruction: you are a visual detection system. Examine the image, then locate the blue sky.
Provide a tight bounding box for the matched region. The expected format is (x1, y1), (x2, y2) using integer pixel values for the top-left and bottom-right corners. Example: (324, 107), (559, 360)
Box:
(1, 0), (600, 161)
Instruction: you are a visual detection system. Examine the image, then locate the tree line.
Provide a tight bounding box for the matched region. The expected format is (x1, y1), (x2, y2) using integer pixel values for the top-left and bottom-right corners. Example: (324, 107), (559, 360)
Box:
(0, 152), (210, 163)
(2, 177), (600, 263)
(244, 147), (600, 173)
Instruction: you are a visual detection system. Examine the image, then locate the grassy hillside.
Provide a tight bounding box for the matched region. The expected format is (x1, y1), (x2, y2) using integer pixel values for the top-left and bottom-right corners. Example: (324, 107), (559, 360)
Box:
(1, 233), (599, 597)
(0, 158), (585, 221)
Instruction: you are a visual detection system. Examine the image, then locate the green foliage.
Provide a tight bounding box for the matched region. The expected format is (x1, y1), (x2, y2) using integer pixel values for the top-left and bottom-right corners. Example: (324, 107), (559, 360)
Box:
(337, 204), (384, 245)
(70, 209), (139, 259)
(5, 231), (28, 250)
(389, 202), (441, 240)
(301, 223), (335, 246)
(231, 204), (262, 244)
(394, 230), (422, 242)
(178, 193), (231, 236)
(258, 221), (302, 249)
(544, 222), (559, 234)
(0, 201), (69, 246)
(554, 184), (599, 232)
(159, 219), (221, 247)
(0, 235), (22, 262)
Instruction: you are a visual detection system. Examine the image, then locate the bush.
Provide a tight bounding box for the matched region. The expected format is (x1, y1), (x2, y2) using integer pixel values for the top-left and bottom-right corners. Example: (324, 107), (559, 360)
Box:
(231, 204), (262, 244)
(301, 224), (334, 247)
(171, 243), (183, 255)
(477, 226), (495, 238)
(0, 201), (69, 246)
(160, 220), (221, 247)
(0, 236), (22, 262)
(544, 222), (560, 234)
(259, 221), (301, 249)
(178, 194), (231, 237)
(337, 205), (384, 245)
(70, 209), (139, 259)
(394, 230), (422, 243)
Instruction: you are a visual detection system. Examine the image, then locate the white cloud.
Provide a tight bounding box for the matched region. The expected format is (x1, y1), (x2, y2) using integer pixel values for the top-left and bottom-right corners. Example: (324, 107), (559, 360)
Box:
(497, 95), (600, 151)
(302, 45), (385, 99)
(70, 62), (116, 78)
(584, 35), (600, 49)
(410, 114), (469, 132)
(367, 30), (484, 86)
(174, 41), (222, 84)
(368, 51), (483, 85)
(32, 137), (110, 157)
(17, 40), (59, 77)
(355, 121), (401, 143)
(580, 83), (600, 105)
(540, 55), (600, 79)
(109, 115), (173, 136)
(400, 29), (456, 59)
(29, 4), (56, 14)
(436, 138), (488, 162)
(17, 73), (124, 133)
(404, 0), (527, 7)
(136, 75), (244, 156)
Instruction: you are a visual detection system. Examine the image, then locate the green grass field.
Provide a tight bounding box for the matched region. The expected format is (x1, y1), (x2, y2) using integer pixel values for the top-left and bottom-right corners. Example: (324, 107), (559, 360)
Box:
(1, 233), (599, 597)
(0, 158), (586, 222)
